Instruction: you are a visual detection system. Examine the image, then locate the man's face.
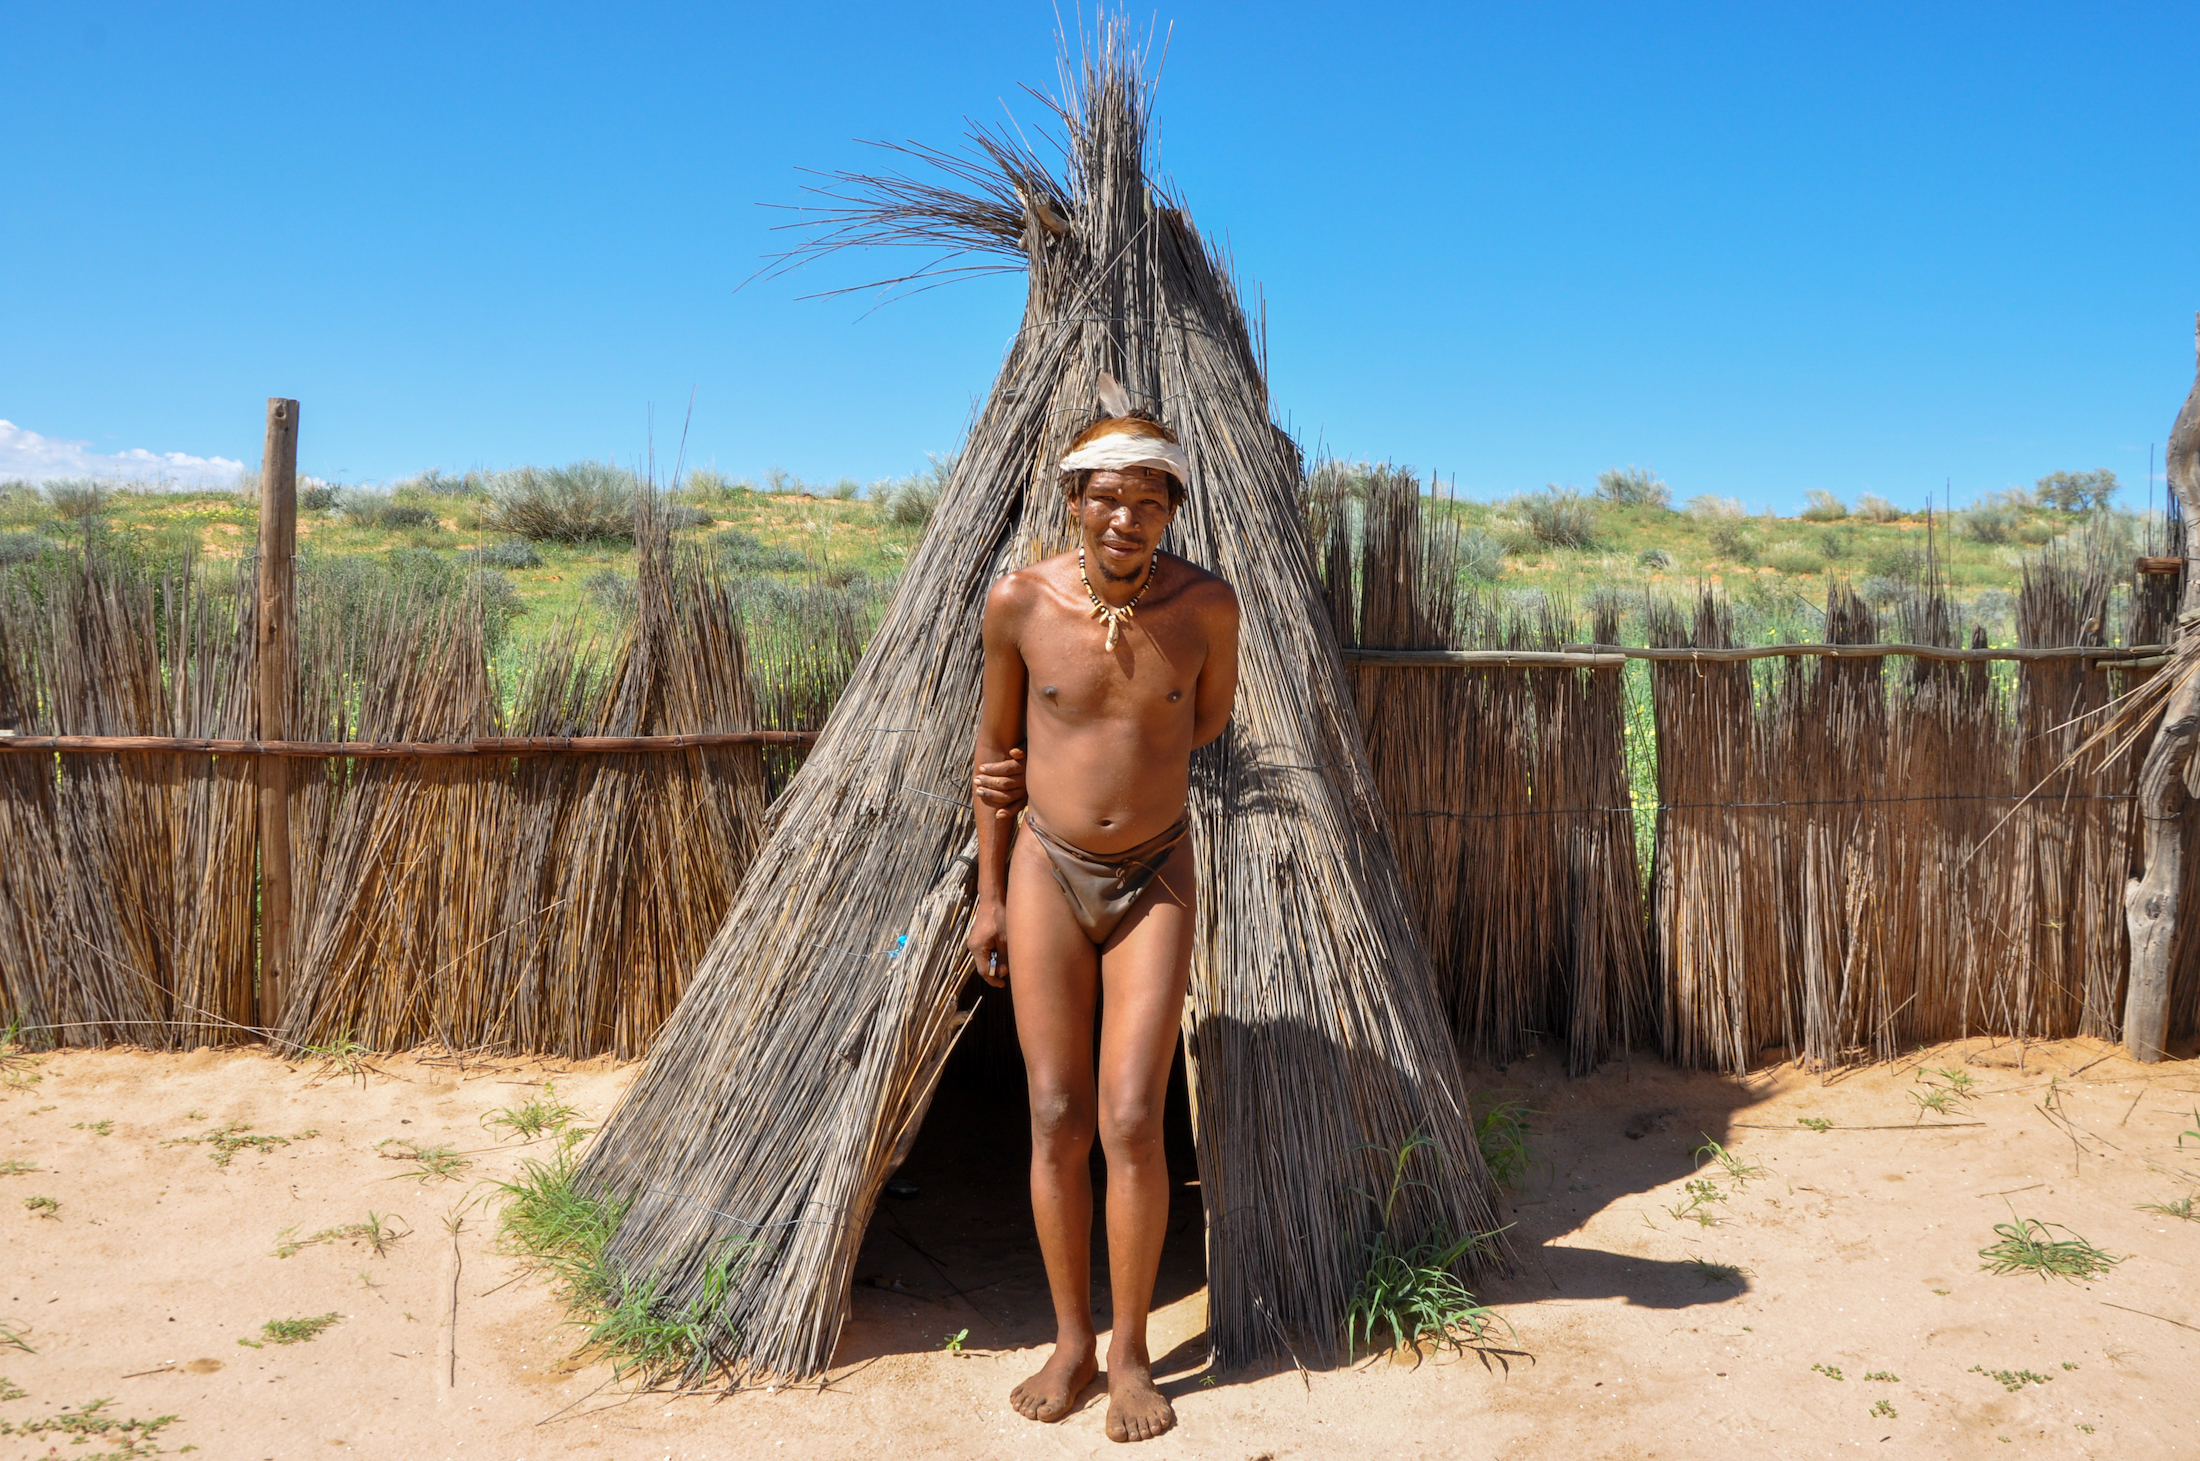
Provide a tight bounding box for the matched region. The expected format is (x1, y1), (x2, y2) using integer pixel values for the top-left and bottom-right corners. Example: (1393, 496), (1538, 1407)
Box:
(1075, 466), (1177, 580)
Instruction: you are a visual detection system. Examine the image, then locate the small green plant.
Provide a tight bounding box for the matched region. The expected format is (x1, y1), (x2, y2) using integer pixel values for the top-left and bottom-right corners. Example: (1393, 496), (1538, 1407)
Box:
(22, 1196), (58, 1218)
(0, 1160), (34, 1177)
(2178, 1107), (2200, 1148)
(377, 1138), (471, 1183)
(257, 1313), (341, 1345)
(1871, 1399), (1898, 1419)
(2076, 1423), (2095, 1433)
(1515, 488), (1600, 550)
(483, 1084), (583, 1142)
(164, 1121), (318, 1169)
(1970, 1364), (2052, 1392)
(1926, 1067), (1979, 1095)
(1694, 1136), (1766, 1186)
(0, 1377), (23, 1401)
(940, 1328), (968, 1353)
(272, 1212), (408, 1259)
(1344, 1134), (1511, 1360)
(1797, 1116), (1833, 1133)
(1665, 1178), (1726, 1226)
(1197, 1373), (1218, 1388)
(2139, 1195), (2198, 1222)
(69, 1120), (113, 1136)
(1863, 1370), (1899, 1382)
(1811, 1362), (1845, 1381)
(0, 1322), (31, 1354)
(1978, 1212), (2123, 1281)
(1910, 1086), (1962, 1118)
(295, 1033), (374, 1085)
(1469, 1096), (1534, 1191)
(181, 1108), (205, 1121)
(2059, 1361), (2078, 1371)
(0, 1395), (180, 1454)
(1799, 490), (1848, 522)
(1688, 1257), (1747, 1285)
(1932, 1287), (1951, 1295)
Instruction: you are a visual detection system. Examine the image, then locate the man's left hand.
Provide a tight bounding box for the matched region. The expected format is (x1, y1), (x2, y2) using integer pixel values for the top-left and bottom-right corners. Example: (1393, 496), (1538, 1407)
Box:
(974, 747), (1027, 820)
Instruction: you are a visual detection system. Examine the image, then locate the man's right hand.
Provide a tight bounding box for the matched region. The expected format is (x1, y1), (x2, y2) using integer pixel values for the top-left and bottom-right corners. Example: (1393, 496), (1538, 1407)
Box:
(966, 898), (1009, 986)
(973, 747), (1027, 821)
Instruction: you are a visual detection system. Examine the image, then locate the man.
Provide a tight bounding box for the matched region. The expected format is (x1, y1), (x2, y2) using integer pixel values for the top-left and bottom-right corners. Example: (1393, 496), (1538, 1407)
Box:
(965, 407), (1239, 1444)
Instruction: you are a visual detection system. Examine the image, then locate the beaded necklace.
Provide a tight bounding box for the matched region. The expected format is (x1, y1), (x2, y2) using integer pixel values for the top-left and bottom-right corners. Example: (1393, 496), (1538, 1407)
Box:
(1077, 544), (1161, 651)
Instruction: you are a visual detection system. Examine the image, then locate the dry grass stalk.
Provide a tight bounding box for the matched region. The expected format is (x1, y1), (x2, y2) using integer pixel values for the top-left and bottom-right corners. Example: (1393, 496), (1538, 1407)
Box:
(576, 28), (1501, 1383)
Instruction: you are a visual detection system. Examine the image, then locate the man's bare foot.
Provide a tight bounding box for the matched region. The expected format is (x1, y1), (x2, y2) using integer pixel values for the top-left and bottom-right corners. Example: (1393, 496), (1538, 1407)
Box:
(1010, 1339), (1097, 1424)
(1104, 1360), (1176, 1443)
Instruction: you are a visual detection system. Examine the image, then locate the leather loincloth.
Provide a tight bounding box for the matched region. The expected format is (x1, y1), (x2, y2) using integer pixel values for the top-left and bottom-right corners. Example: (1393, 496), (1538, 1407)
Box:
(1019, 809), (1190, 946)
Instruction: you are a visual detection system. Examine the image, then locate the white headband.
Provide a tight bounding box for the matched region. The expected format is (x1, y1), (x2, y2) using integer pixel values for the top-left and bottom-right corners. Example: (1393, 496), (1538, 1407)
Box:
(1058, 432), (1190, 485)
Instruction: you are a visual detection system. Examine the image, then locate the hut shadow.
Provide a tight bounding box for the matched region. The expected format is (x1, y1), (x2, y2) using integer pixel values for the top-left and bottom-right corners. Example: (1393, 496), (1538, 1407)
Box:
(1462, 1040), (1780, 1312)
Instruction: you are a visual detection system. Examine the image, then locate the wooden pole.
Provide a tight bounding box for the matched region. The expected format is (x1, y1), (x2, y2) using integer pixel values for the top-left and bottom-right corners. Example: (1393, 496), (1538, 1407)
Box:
(2125, 316), (2200, 1062)
(256, 398), (298, 1030)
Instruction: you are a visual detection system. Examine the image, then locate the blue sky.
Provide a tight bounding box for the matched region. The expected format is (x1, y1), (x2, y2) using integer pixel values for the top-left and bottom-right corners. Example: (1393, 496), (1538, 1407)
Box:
(4, 2), (2196, 514)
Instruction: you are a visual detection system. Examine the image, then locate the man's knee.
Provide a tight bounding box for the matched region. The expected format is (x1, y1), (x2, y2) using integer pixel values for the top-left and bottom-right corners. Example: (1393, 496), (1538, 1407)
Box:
(1028, 1086), (1095, 1152)
(1098, 1095), (1162, 1154)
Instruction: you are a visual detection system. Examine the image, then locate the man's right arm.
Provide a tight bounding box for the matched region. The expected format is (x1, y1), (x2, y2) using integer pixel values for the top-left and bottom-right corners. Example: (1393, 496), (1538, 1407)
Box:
(968, 575), (1030, 985)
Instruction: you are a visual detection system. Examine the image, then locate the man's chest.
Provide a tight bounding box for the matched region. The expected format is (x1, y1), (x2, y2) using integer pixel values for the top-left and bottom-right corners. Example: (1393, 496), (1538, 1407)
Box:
(1019, 612), (1204, 718)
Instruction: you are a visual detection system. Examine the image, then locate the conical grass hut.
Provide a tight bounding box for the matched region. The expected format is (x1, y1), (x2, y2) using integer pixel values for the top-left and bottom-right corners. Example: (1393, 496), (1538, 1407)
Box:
(576, 29), (1502, 1381)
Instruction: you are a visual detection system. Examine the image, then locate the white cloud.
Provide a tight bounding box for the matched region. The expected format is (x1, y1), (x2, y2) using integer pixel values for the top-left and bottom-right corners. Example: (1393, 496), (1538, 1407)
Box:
(0, 419), (246, 488)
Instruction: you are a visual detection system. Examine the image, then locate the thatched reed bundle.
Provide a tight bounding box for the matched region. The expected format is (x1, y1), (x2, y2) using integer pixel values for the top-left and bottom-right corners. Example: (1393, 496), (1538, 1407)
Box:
(1312, 465), (1650, 1073)
(576, 30), (1501, 1381)
(0, 549), (257, 1046)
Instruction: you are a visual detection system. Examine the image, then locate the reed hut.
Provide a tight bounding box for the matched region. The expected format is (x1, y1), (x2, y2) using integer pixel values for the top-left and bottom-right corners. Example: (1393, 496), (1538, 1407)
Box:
(574, 30), (1502, 1380)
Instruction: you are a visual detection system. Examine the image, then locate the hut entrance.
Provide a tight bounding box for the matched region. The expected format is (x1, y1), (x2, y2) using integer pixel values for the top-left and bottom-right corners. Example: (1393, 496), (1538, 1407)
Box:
(843, 988), (1207, 1363)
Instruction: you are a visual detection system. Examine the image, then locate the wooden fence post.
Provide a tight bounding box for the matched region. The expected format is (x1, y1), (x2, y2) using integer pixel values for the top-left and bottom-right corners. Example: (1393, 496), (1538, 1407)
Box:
(256, 399), (299, 1031)
(2125, 318), (2200, 1061)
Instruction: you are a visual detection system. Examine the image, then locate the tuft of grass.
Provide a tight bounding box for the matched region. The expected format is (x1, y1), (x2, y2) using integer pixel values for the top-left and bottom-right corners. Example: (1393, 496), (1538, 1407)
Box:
(294, 1033), (374, 1085)
(1797, 1117), (1833, 1133)
(1978, 1212), (2123, 1281)
(1636, 546), (1676, 572)
(480, 462), (637, 543)
(1800, 489), (1848, 522)
(0, 1322), (32, 1355)
(377, 1139), (471, 1184)
(1864, 1370), (1899, 1382)
(69, 1120), (113, 1136)
(164, 1121), (318, 1169)
(462, 539), (545, 570)
(332, 489), (439, 531)
(22, 1196), (58, 1218)
(255, 1313), (340, 1346)
(1926, 1066), (1979, 1095)
(1665, 1178), (1726, 1226)
(2178, 1107), (2199, 1148)
(1694, 1136), (1766, 1186)
(1344, 1134), (1512, 1361)
(1970, 1363), (2052, 1392)
(1871, 1399), (1898, 1419)
(714, 527), (810, 575)
(1910, 1086), (1963, 1119)
(0, 1376), (21, 1401)
(1596, 466), (1670, 509)
(1857, 494), (1904, 522)
(2137, 1195), (2197, 1222)
(1811, 1362), (1845, 1381)
(1515, 488), (1599, 550)
(273, 1212), (409, 1259)
(483, 1084), (583, 1143)
(0, 1160), (35, 1177)
(1469, 1096), (1534, 1191)
(1688, 1257), (1748, 1286)
(0, 1395), (180, 1453)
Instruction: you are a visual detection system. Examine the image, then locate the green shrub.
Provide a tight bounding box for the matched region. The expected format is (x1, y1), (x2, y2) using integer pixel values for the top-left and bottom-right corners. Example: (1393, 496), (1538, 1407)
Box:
(1707, 518), (1757, 564)
(1865, 545), (1928, 580)
(0, 533), (53, 566)
(1515, 488), (1598, 549)
(1459, 528), (1506, 580)
(1800, 490), (1847, 522)
(400, 469), (484, 497)
(1637, 546), (1676, 571)
(43, 478), (108, 521)
(1960, 501), (2021, 544)
(684, 467), (744, 498)
(658, 504), (713, 531)
(1857, 494), (1904, 522)
(2036, 469), (2117, 513)
(1595, 465), (1670, 509)
(714, 529), (809, 575)
(298, 480), (339, 512)
(877, 453), (956, 529)
(481, 462), (638, 543)
(1685, 494), (1744, 520)
(1766, 549), (1826, 576)
(335, 489), (441, 531)
(583, 569), (636, 617)
(462, 540), (544, 570)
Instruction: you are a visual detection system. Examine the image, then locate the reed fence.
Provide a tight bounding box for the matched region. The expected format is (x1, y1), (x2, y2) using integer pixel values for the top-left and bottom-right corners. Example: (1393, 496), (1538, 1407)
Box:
(0, 533), (849, 1059)
(1323, 465), (2200, 1073)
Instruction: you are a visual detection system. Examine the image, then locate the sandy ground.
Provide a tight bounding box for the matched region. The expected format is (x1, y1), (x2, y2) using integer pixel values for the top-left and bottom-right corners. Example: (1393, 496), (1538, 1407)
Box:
(3, 1036), (2197, 1460)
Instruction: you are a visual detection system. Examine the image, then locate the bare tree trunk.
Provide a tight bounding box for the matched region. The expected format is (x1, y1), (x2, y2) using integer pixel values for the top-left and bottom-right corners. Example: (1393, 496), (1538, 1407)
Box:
(2124, 317), (2200, 1060)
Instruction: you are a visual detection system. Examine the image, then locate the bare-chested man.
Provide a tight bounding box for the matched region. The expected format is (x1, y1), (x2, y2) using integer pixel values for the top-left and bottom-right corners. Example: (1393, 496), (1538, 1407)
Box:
(965, 409), (1239, 1444)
